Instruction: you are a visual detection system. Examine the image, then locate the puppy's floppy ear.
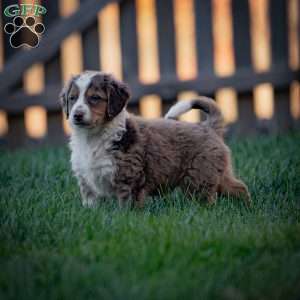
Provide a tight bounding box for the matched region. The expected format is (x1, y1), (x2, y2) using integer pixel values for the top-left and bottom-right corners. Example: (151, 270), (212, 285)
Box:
(106, 77), (130, 120)
(59, 77), (75, 119)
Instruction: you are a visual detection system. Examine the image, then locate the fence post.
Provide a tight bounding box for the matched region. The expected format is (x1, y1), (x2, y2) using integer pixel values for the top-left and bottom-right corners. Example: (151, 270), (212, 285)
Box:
(194, 0), (214, 120)
(232, 0), (256, 135)
(119, 0), (140, 115)
(195, 0), (214, 76)
(81, 21), (100, 70)
(270, 0), (293, 133)
(120, 0), (138, 84)
(43, 0), (66, 145)
(156, 0), (177, 114)
(1, 0), (27, 148)
(80, 0), (100, 71)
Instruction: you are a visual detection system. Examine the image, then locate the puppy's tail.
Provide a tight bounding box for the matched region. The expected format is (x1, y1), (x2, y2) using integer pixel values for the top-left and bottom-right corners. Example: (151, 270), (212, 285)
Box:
(164, 97), (224, 136)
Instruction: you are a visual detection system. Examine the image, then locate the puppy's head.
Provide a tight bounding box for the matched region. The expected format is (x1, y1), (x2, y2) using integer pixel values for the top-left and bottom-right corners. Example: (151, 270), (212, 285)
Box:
(59, 71), (130, 129)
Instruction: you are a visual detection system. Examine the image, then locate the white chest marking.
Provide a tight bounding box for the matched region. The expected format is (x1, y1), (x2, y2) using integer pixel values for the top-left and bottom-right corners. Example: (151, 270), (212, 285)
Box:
(70, 131), (116, 198)
(69, 110), (127, 199)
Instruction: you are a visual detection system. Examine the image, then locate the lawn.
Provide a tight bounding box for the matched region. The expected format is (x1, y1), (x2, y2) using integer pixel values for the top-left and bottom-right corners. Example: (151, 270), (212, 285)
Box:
(0, 133), (300, 300)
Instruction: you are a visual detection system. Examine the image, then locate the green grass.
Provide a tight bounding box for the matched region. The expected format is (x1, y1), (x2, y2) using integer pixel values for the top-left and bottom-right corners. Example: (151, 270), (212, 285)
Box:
(0, 133), (300, 300)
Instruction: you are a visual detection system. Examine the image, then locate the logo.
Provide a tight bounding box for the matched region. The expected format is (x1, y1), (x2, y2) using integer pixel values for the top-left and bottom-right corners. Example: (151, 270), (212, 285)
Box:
(3, 4), (47, 48)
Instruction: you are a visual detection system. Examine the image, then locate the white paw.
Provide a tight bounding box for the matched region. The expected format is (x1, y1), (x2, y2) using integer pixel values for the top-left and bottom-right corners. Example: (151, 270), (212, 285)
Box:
(82, 198), (97, 208)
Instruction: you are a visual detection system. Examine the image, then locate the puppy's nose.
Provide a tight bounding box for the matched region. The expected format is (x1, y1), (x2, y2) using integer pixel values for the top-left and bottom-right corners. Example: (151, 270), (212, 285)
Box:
(73, 111), (84, 123)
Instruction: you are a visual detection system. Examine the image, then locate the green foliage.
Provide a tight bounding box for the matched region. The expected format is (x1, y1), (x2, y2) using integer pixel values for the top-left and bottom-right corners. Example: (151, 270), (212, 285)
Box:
(0, 133), (300, 300)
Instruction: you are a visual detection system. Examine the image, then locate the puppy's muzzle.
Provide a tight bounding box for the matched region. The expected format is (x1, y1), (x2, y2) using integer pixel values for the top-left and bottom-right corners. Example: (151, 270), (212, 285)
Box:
(73, 110), (85, 125)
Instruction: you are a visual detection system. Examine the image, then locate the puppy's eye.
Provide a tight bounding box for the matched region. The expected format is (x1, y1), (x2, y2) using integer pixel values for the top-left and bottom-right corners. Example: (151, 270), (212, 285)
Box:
(92, 95), (101, 100)
(69, 95), (76, 101)
(89, 95), (101, 103)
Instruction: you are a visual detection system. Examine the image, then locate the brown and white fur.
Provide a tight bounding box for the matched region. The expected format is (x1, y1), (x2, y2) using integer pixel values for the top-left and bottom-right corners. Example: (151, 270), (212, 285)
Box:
(60, 71), (250, 208)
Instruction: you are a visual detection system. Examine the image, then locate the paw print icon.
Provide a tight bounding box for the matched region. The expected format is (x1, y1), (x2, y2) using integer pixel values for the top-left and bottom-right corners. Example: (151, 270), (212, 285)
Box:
(4, 16), (45, 48)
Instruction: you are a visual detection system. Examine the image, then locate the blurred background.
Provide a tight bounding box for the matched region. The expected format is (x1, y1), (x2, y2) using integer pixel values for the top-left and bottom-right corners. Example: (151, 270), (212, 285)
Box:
(0, 0), (299, 148)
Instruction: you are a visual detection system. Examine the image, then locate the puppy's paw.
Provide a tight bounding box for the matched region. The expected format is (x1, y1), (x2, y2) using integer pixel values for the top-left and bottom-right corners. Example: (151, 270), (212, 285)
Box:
(118, 198), (134, 209)
(82, 197), (97, 208)
(206, 193), (217, 207)
(244, 193), (252, 207)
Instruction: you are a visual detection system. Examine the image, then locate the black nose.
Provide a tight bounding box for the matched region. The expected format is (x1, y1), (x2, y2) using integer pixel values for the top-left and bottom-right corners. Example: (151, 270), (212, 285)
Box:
(73, 111), (84, 123)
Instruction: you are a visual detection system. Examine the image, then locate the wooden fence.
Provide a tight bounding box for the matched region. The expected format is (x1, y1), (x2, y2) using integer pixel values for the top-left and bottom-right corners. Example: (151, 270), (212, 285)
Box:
(0, 0), (299, 148)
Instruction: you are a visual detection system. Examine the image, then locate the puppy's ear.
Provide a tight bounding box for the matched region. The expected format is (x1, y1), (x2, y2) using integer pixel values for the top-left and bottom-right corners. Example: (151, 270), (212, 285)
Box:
(59, 77), (75, 119)
(106, 78), (130, 120)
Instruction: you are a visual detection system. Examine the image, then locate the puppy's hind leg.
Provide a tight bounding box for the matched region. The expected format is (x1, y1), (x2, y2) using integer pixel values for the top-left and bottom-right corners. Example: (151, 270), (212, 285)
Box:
(182, 175), (218, 206)
(219, 174), (251, 206)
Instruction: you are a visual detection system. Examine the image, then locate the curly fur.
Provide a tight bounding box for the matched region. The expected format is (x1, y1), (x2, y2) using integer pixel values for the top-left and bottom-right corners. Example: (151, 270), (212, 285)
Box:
(60, 71), (250, 208)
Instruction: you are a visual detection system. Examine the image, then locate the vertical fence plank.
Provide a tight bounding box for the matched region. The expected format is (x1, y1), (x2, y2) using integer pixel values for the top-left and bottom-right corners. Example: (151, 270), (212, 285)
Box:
(298, 0), (300, 131)
(120, 0), (140, 114)
(232, 0), (256, 135)
(81, 21), (100, 70)
(273, 87), (293, 132)
(5, 114), (26, 148)
(195, 0), (214, 75)
(43, 0), (62, 85)
(270, 0), (289, 68)
(270, 0), (292, 131)
(80, 0), (100, 72)
(43, 0), (66, 145)
(194, 0), (214, 122)
(1, 0), (21, 62)
(120, 0), (139, 84)
(1, 0), (26, 148)
(155, 0), (176, 113)
(232, 0), (252, 68)
(156, 0), (176, 80)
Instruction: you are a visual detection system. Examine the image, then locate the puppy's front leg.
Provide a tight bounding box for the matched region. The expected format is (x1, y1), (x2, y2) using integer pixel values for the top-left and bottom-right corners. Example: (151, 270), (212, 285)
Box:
(116, 185), (133, 208)
(136, 189), (146, 208)
(78, 177), (98, 208)
(116, 186), (146, 209)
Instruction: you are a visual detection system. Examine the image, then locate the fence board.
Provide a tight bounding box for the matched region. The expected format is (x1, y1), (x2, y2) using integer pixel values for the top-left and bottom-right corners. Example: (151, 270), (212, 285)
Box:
(82, 21), (100, 70)
(194, 0), (214, 74)
(156, 0), (176, 80)
(80, 0), (100, 70)
(236, 91), (256, 135)
(123, 68), (300, 102)
(273, 87), (293, 132)
(232, 0), (252, 68)
(5, 114), (27, 148)
(270, 0), (292, 131)
(231, 0), (256, 134)
(43, 0), (62, 85)
(42, 0), (66, 143)
(1, 0), (26, 147)
(1, 86), (61, 112)
(1, 0), (20, 62)
(155, 0), (176, 113)
(1, 68), (298, 113)
(120, 0), (138, 83)
(270, 0), (289, 67)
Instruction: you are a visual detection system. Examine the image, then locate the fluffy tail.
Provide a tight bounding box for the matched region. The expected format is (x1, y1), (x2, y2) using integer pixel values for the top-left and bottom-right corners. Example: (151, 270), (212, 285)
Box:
(164, 97), (224, 136)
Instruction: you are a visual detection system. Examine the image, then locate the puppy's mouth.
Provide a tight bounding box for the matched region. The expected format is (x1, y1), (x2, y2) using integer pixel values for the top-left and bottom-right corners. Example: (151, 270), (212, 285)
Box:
(72, 120), (92, 128)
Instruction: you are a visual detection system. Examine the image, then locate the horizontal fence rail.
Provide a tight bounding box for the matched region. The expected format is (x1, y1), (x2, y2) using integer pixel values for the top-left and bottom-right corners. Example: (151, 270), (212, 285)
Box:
(0, 0), (299, 148)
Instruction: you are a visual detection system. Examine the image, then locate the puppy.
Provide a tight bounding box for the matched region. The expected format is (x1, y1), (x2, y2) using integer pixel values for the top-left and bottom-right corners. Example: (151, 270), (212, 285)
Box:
(60, 71), (250, 208)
